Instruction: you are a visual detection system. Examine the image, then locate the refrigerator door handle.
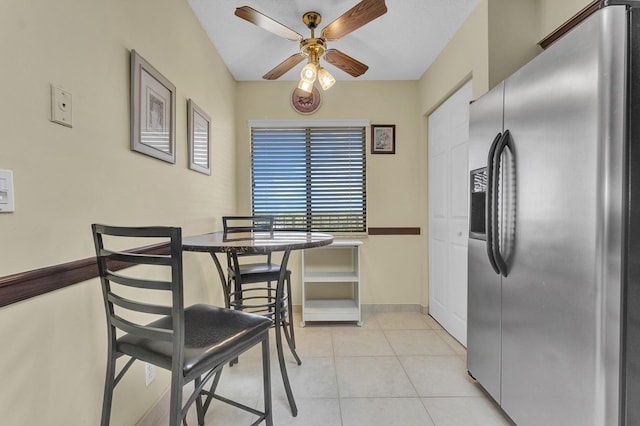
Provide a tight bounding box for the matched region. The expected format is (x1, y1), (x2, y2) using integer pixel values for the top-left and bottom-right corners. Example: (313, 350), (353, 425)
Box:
(485, 132), (502, 275)
(492, 129), (512, 277)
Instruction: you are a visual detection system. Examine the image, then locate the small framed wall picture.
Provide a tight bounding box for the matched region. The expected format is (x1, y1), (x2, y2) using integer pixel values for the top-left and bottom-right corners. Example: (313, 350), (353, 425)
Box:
(187, 99), (211, 175)
(371, 124), (396, 154)
(130, 49), (176, 163)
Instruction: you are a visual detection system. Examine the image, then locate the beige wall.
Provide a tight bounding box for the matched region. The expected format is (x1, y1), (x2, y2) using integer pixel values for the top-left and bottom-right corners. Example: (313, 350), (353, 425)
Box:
(235, 81), (425, 306)
(419, 0), (592, 117)
(419, 0), (490, 116)
(0, 0), (598, 423)
(488, 0), (541, 88)
(539, 0), (593, 38)
(0, 0), (235, 424)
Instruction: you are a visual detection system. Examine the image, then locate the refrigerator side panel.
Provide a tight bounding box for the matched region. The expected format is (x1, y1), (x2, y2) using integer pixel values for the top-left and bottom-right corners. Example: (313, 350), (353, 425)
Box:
(467, 82), (504, 403)
(598, 5), (626, 426)
(623, 6), (640, 426)
(500, 7), (626, 426)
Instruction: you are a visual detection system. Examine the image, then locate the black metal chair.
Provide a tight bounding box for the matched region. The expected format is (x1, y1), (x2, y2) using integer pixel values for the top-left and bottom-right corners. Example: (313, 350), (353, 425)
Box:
(222, 216), (299, 363)
(222, 216), (302, 416)
(92, 224), (273, 426)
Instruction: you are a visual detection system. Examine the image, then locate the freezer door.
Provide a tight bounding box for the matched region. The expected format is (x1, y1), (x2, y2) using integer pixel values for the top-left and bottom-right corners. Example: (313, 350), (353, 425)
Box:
(467, 82), (504, 402)
(500, 6), (626, 426)
(468, 82), (504, 173)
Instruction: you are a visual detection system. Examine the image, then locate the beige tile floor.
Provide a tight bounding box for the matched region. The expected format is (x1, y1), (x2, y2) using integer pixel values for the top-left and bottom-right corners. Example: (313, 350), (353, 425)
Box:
(150, 312), (513, 426)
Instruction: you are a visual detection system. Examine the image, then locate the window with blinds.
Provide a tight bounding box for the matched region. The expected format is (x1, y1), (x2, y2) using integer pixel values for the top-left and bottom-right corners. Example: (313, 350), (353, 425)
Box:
(251, 126), (366, 233)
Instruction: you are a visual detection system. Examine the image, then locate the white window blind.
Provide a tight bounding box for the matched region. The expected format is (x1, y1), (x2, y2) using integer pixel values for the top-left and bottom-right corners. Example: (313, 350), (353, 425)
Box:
(251, 126), (367, 232)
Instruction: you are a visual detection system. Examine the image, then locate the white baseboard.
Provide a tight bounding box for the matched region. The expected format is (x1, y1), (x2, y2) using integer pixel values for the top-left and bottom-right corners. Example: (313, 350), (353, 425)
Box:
(292, 303), (426, 314)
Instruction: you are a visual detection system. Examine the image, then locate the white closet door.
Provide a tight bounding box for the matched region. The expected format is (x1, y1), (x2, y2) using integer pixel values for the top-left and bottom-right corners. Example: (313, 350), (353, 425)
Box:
(428, 80), (472, 345)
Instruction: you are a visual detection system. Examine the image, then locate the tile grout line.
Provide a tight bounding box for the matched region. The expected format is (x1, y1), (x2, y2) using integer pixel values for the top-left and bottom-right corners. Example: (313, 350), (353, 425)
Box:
(330, 325), (345, 426)
(394, 313), (441, 425)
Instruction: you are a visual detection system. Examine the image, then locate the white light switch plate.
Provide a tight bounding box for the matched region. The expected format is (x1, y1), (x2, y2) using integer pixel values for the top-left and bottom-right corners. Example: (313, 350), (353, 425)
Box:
(0, 169), (15, 212)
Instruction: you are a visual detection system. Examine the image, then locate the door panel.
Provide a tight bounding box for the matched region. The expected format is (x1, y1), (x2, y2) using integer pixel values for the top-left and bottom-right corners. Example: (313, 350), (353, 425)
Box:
(449, 242), (468, 338)
(430, 152), (448, 220)
(428, 80), (472, 345)
(451, 143), (469, 219)
(429, 239), (447, 315)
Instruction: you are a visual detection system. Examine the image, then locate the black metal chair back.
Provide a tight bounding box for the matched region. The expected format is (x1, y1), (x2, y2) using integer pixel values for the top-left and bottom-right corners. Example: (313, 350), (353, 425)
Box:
(223, 215), (274, 235)
(92, 224), (273, 426)
(220, 216), (300, 376)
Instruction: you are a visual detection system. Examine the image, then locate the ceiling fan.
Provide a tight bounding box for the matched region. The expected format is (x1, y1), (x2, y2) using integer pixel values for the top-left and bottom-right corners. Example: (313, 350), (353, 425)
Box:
(235, 0), (387, 92)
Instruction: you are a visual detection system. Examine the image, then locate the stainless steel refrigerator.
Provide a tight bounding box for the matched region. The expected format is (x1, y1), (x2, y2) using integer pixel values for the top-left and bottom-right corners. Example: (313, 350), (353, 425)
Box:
(467, 2), (640, 425)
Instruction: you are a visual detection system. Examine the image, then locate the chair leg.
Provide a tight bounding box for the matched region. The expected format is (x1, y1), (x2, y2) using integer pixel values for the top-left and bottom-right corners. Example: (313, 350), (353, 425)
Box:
(229, 278), (241, 367)
(274, 313), (298, 416)
(100, 351), (117, 426)
(225, 277), (233, 309)
(281, 275), (300, 365)
(282, 321), (301, 365)
(195, 377), (205, 426)
(202, 369), (223, 415)
(262, 336), (273, 426)
(169, 374), (184, 426)
(285, 274), (296, 349)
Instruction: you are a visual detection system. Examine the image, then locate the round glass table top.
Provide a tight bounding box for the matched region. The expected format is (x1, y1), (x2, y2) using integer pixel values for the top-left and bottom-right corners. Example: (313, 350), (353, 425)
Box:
(182, 231), (334, 254)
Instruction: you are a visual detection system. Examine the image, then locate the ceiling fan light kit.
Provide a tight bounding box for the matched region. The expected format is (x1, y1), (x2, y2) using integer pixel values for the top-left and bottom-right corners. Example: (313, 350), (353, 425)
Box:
(235, 0), (387, 94)
(297, 37), (334, 93)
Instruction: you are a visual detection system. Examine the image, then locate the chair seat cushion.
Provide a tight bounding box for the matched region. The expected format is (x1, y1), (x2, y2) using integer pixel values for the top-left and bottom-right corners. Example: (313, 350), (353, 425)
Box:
(229, 262), (291, 284)
(117, 304), (271, 379)
(235, 262), (281, 274)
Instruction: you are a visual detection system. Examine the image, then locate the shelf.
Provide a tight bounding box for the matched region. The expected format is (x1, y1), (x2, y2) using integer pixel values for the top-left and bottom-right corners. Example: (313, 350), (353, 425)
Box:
(304, 298), (358, 312)
(302, 299), (360, 322)
(301, 239), (362, 326)
(303, 271), (358, 282)
(322, 239), (363, 248)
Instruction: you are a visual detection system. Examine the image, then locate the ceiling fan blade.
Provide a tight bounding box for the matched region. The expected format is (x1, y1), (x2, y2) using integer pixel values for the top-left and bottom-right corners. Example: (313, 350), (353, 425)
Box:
(235, 6), (303, 42)
(324, 49), (369, 77)
(263, 54), (305, 80)
(321, 0), (387, 41)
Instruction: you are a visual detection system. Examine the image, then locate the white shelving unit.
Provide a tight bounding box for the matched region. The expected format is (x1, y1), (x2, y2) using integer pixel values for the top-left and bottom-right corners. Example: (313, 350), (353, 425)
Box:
(301, 239), (363, 327)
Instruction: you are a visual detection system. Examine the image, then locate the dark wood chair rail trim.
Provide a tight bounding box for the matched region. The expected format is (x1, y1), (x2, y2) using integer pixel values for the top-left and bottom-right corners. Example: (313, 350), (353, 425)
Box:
(0, 226), (422, 307)
(539, 0), (602, 50)
(0, 243), (170, 308)
(368, 227), (421, 235)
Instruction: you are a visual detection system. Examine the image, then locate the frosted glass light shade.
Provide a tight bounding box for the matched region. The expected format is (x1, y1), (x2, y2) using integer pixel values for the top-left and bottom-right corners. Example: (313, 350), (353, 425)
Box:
(297, 79), (314, 93)
(300, 63), (317, 82)
(317, 67), (335, 90)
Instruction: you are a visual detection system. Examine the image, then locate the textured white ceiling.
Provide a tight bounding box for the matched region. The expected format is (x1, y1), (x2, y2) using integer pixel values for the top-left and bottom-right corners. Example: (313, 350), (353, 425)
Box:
(187, 0), (480, 82)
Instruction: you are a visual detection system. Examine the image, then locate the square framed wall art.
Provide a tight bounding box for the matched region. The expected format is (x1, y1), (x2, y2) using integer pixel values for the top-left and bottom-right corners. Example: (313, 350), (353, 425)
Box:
(130, 49), (176, 163)
(187, 99), (211, 175)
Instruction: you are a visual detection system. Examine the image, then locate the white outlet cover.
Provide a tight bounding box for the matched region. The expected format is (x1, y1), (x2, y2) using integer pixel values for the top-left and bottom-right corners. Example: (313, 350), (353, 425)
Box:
(51, 85), (72, 127)
(145, 363), (155, 386)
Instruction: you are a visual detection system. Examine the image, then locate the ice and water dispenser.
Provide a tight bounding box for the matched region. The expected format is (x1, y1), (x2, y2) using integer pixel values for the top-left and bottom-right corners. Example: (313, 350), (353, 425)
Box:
(469, 167), (487, 240)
